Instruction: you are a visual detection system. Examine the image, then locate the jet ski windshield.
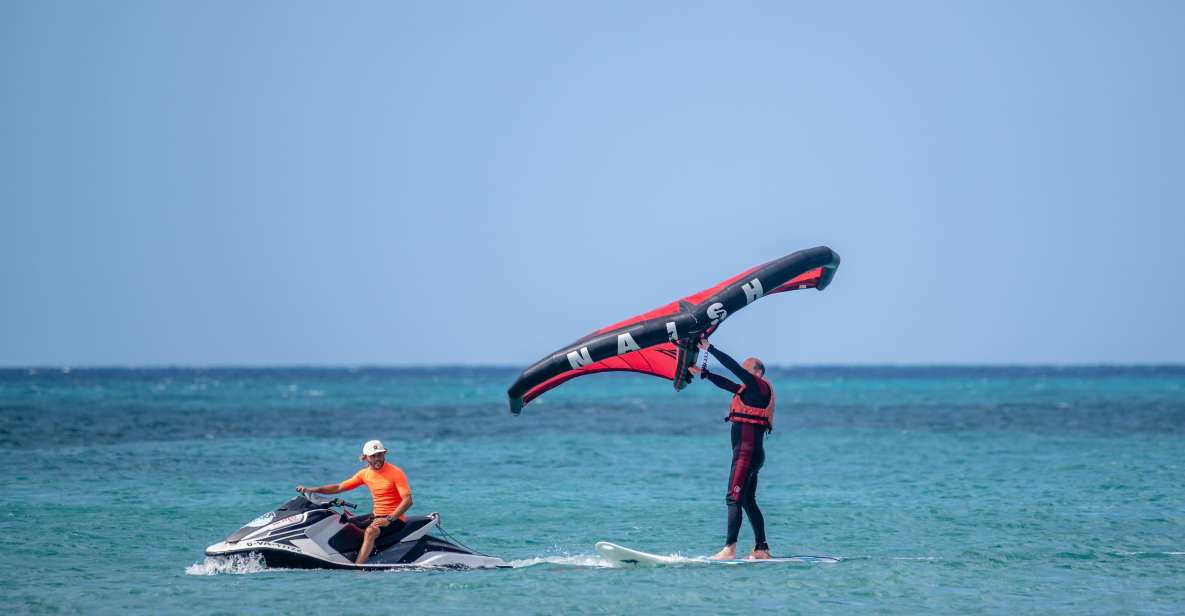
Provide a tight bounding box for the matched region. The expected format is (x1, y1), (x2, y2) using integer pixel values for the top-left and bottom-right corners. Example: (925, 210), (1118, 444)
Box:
(300, 492), (355, 508)
(224, 494), (356, 543)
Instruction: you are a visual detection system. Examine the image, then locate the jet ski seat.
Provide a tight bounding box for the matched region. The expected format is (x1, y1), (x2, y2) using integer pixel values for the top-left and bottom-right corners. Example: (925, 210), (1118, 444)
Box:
(329, 515), (435, 555)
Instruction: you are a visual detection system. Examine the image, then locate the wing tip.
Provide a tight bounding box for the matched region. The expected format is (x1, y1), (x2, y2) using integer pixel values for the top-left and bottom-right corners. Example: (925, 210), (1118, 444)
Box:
(815, 248), (841, 291)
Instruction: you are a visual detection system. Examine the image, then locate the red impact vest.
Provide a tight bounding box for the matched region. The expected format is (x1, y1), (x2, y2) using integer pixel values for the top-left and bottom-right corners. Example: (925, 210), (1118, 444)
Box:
(727, 378), (775, 430)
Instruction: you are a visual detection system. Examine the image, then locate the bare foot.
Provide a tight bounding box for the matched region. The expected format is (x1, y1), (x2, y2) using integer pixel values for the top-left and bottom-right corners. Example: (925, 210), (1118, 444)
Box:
(710, 545), (737, 560)
(745, 549), (771, 560)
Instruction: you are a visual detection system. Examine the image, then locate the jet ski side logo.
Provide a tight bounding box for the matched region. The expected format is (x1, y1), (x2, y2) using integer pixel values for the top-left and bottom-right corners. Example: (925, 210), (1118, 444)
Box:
(243, 540), (301, 553)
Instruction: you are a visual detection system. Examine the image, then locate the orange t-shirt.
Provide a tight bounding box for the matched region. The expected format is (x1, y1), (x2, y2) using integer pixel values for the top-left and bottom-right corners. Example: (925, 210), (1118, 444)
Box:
(338, 463), (412, 519)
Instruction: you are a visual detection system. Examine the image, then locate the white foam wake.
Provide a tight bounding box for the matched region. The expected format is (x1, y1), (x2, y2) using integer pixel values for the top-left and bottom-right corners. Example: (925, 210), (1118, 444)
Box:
(185, 553), (270, 576)
(508, 554), (616, 568)
(510, 551), (708, 568)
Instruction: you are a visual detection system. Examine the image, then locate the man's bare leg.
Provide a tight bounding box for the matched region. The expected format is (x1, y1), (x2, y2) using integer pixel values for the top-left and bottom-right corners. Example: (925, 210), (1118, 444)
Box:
(356, 525), (380, 565)
(710, 543), (737, 560)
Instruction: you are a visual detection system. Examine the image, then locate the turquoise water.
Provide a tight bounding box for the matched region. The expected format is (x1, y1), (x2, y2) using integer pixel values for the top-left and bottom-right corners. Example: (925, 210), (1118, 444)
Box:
(2, 367), (1183, 614)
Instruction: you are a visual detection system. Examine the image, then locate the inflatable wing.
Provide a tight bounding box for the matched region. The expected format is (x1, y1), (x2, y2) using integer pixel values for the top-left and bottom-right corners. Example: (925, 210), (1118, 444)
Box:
(507, 246), (841, 414)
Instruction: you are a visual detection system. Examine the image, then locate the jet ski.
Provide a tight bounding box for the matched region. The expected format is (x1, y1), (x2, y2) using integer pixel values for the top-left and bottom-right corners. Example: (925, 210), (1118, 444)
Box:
(204, 492), (507, 570)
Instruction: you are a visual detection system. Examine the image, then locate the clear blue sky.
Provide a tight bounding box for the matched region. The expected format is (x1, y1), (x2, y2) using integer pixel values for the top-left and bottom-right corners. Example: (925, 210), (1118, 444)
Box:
(2, 1), (1182, 366)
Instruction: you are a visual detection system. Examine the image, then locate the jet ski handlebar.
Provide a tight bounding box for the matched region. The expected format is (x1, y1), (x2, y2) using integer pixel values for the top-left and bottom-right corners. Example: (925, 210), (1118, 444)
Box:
(329, 498), (357, 510)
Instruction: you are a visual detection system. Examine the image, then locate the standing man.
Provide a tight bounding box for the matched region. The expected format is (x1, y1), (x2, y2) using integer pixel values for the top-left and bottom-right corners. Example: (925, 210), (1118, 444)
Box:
(296, 439), (413, 565)
(687, 338), (774, 560)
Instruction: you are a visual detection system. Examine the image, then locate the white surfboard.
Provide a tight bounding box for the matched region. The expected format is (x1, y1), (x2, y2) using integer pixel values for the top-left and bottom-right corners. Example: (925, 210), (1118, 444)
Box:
(595, 541), (839, 566)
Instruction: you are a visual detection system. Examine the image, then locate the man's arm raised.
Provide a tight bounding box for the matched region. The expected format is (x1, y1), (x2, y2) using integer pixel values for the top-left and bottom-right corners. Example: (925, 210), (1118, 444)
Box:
(689, 364), (741, 393)
(702, 341), (759, 390)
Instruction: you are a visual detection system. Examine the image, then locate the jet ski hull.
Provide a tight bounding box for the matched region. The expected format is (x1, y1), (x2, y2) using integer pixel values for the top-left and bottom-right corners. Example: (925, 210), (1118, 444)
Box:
(205, 541), (507, 570)
(205, 496), (507, 570)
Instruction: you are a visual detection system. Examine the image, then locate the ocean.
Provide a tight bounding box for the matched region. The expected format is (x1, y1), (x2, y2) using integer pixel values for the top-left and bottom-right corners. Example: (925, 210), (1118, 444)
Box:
(1, 366), (1183, 614)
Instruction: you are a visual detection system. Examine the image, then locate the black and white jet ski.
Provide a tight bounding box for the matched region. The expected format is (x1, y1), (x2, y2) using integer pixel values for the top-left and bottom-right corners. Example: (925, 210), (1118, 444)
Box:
(204, 492), (507, 570)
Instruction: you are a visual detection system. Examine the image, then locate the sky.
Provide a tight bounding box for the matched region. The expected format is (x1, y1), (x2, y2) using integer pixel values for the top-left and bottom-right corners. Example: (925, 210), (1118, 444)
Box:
(1, 1), (1183, 366)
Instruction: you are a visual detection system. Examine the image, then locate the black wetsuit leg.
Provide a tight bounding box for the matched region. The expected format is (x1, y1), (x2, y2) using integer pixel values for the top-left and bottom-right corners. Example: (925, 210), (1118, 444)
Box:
(725, 422), (767, 549)
(740, 471), (767, 549)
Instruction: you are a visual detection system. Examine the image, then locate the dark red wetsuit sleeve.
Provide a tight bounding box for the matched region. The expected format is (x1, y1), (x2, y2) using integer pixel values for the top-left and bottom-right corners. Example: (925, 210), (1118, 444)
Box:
(704, 369), (741, 393)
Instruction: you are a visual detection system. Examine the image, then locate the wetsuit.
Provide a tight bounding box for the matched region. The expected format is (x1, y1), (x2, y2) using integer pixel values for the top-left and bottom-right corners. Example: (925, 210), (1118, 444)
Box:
(701, 344), (770, 551)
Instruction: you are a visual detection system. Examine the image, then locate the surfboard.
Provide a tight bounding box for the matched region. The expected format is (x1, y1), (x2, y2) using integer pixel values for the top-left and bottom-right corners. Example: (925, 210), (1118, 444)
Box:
(595, 541), (839, 566)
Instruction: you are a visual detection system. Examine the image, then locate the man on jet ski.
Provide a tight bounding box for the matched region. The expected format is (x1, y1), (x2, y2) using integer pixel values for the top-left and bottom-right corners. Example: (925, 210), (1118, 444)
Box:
(296, 439), (413, 565)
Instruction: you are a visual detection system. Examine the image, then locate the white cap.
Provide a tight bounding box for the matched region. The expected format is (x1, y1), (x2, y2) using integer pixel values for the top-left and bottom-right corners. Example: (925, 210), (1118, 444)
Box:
(361, 440), (388, 456)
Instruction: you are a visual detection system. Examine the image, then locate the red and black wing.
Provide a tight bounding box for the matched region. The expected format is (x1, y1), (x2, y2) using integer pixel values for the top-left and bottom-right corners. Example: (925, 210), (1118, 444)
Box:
(506, 245), (841, 413)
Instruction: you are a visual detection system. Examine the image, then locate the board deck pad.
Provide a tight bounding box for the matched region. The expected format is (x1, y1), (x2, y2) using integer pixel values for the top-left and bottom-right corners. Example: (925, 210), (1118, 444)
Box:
(595, 542), (839, 566)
